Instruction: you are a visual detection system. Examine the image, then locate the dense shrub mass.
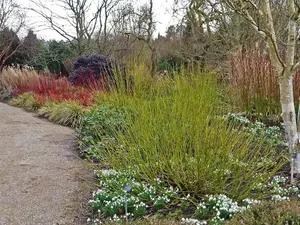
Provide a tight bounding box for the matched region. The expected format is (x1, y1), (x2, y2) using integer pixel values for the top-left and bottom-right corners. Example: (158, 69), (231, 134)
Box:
(68, 54), (123, 88)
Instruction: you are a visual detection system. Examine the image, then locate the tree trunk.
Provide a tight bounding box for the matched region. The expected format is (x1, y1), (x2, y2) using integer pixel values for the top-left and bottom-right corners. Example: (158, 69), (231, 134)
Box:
(150, 46), (157, 77)
(278, 77), (299, 173)
(279, 77), (298, 150)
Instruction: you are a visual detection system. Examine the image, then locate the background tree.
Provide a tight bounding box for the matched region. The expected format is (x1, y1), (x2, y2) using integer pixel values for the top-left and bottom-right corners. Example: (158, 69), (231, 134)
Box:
(168, 0), (262, 71)
(94, 0), (123, 54)
(29, 0), (101, 55)
(28, 39), (73, 76)
(29, 0), (123, 56)
(128, 0), (157, 76)
(0, 0), (25, 71)
(21, 29), (39, 63)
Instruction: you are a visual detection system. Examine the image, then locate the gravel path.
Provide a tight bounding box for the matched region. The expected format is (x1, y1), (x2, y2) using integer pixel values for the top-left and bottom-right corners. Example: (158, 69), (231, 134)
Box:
(0, 102), (92, 225)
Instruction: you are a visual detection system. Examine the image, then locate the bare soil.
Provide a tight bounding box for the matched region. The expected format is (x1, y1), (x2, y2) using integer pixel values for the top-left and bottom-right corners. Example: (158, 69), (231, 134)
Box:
(0, 102), (94, 225)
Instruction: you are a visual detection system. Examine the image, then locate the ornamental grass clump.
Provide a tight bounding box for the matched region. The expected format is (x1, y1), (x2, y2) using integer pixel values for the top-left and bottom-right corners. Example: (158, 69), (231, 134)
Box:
(9, 92), (42, 112)
(0, 67), (39, 91)
(101, 72), (288, 200)
(38, 101), (87, 127)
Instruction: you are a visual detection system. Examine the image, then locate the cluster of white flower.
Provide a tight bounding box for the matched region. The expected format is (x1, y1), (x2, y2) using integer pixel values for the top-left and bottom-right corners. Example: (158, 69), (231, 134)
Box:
(133, 201), (147, 208)
(288, 186), (299, 194)
(268, 176), (300, 202)
(154, 194), (171, 204)
(181, 218), (207, 225)
(89, 169), (182, 222)
(266, 126), (281, 136)
(227, 113), (251, 125)
(197, 195), (240, 223)
(246, 121), (265, 134)
(271, 195), (289, 202)
(87, 217), (102, 224)
(208, 194), (247, 219)
(242, 198), (261, 206)
(271, 176), (287, 185)
(272, 185), (289, 195)
(226, 113), (285, 146)
(192, 194), (263, 224)
(108, 213), (133, 223)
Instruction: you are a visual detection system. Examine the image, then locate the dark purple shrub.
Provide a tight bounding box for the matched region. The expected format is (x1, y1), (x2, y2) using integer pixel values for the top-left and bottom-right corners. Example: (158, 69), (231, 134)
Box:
(68, 54), (123, 89)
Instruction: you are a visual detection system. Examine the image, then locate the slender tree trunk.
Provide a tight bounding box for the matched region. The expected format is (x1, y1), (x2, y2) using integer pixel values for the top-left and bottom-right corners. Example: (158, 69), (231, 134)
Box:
(150, 46), (157, 77)
(279, 77), (298, 150)
(279, 76), (299, 175)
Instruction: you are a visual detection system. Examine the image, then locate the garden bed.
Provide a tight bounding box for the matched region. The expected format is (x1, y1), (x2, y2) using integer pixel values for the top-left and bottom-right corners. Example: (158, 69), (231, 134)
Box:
(2, 66), (299, 224)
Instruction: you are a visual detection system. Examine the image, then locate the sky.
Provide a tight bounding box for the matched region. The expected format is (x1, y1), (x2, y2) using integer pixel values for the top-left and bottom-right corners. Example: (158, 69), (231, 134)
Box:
(19, 0), (179, 40)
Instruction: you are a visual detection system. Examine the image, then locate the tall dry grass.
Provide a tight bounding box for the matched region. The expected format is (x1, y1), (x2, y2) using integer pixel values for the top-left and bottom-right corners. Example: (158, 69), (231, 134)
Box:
(228, 49), (300, 118)
(0, 67), (39, 90)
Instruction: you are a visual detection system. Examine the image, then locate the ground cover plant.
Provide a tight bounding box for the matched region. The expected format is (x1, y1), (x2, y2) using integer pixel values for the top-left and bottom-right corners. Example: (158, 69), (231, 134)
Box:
(76, 103), (130, 160)
(225, 113), (286, 147)
(87, 170), (300, 225)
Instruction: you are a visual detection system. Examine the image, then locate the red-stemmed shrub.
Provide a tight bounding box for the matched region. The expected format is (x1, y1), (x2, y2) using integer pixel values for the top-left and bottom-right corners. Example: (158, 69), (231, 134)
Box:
(228, 48), (300, 118)
(13, 75), (104, 106)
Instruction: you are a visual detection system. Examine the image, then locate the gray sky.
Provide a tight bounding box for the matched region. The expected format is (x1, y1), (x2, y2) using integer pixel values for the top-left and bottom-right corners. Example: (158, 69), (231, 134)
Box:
(19, 0), (178, 40)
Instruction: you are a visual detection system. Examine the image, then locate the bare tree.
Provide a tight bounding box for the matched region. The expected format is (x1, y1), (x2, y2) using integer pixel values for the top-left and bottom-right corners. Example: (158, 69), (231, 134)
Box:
(0, 0), (25, 72)
(29, 0), (104, 55)
(170, 0), (262, 71)
(29, 0), (124, 56)
(106, 0), (157, 74)
(95, 0), (123, 53)
(127, 0), (157, 76)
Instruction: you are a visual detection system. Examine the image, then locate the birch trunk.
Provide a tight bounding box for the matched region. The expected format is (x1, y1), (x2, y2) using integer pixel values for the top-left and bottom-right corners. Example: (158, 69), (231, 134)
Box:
(279, 77), (298, 149)
(279, 77), (299, 173)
